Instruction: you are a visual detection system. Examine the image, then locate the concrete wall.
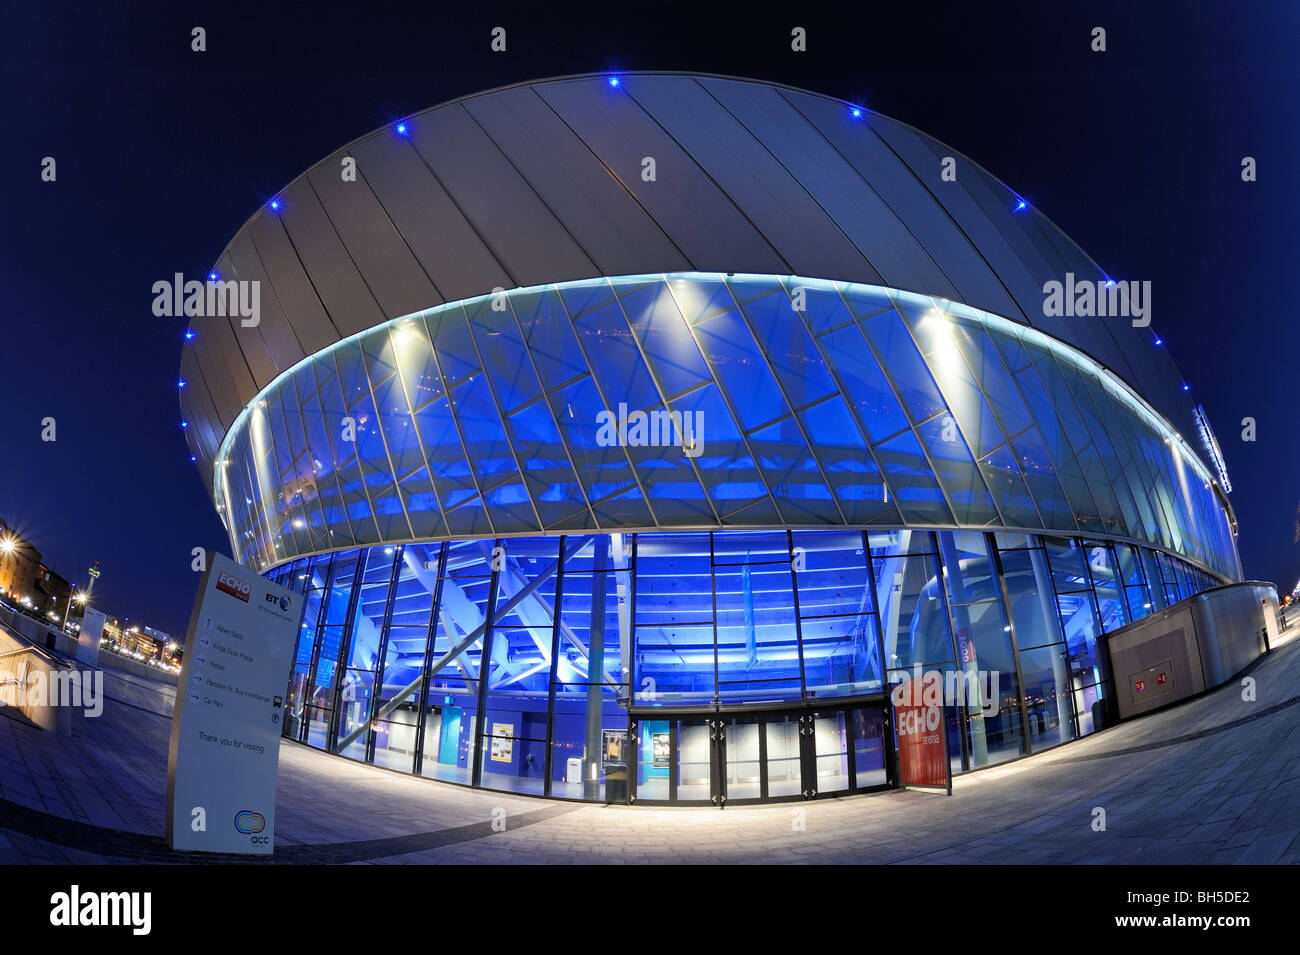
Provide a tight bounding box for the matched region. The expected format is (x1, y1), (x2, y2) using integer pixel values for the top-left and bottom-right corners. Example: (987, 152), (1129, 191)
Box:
(0, 604), (179, 685)
(1107, 581), (1275, 720)
(0, 625), (74, 735)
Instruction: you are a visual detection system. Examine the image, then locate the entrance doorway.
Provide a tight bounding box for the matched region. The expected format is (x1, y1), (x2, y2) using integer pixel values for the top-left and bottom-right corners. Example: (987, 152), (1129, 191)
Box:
(630, 701), (893, 806)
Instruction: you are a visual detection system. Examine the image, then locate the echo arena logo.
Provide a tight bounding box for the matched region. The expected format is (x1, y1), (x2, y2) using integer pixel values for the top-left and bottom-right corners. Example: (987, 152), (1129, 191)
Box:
(216, 569), (251, 603)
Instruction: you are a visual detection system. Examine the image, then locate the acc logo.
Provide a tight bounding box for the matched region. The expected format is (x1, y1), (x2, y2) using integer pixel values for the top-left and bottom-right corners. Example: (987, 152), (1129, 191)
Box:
(234, 810), (266, 834)
(217, 570), (251, 603)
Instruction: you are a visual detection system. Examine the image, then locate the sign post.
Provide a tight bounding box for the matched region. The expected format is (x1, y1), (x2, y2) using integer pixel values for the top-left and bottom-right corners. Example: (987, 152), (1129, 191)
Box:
(166, 552), (302, 854)
(76, 608), (106, 667)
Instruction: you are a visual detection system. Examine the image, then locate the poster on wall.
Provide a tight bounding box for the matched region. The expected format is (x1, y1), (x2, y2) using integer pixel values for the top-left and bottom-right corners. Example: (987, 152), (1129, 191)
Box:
(490, 723), (514, 762)
(601, 729), (626, 762)
(651, 732), (670, 769)
(892, 671), (951, 794)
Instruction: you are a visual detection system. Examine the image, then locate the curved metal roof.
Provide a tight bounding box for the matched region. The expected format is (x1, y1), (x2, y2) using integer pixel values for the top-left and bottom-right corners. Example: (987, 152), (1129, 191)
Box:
(180, 71), (1194, 503)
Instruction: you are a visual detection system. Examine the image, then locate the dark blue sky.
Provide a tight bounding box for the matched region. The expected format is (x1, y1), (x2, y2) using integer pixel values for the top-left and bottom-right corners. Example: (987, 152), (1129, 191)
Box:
(2, 0), (1295, 637)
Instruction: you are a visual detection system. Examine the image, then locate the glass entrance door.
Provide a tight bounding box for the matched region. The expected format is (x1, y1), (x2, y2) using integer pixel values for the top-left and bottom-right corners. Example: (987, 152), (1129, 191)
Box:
(631, 702), (892, 805)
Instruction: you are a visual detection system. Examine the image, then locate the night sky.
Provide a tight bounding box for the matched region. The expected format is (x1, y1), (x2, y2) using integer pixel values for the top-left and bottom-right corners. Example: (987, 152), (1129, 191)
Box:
(2, 1), (1295, 638)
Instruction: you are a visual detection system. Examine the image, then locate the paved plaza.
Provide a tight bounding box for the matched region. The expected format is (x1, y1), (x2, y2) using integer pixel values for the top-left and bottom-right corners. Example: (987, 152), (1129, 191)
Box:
(2, 628), (1298, 865)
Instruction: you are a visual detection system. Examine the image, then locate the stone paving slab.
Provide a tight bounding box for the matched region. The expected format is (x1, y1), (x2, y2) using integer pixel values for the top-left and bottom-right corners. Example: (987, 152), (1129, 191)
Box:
(1, 628), (1298, 864)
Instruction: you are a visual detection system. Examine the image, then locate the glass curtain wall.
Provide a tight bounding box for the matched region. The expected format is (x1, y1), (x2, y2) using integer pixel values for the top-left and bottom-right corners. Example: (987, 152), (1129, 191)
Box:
(267, 527), (1225, 800)
(222, 276), (1240, 587)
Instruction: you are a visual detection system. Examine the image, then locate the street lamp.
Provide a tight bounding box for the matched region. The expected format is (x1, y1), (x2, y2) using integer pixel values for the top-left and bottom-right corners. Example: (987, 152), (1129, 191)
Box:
(62, 589), (88, 630)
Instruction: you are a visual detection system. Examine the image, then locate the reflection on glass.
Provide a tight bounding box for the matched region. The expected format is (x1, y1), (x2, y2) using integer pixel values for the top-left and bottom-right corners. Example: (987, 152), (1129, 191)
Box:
(852, 707), (888, 788)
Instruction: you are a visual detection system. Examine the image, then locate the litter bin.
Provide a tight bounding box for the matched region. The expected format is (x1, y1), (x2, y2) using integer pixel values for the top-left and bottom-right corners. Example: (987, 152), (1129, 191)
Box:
(565, 757), (583, 784)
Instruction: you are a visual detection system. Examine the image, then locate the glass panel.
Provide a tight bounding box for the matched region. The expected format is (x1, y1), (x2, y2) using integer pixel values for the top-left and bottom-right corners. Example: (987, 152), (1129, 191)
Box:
(874, 541), (953, 671)
(851, 705), (888, 789)
(676, 719), (712, 801)
(714, 559), (801, 704)
(695, 308), (788, 431)
(723, 716), (761, 800)
(998, 546), (1066, 651)
(1018, 644), (1075, 750)
(634, 532), (715, 706)
(617, 282), (711, 399)
(764, 714), (802, 798)
(736, 287), (837, 409)
(635, 719), (671, 800)
(550, 535), (630, 801)
(812, 710), (849, 794)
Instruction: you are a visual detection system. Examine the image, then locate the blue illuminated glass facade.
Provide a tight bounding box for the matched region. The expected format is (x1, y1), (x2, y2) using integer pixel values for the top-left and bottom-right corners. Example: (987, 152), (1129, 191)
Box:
(214, 271), (1241, 803)
(267, 527), (1224, 801)
(217, 274), (1239, 584)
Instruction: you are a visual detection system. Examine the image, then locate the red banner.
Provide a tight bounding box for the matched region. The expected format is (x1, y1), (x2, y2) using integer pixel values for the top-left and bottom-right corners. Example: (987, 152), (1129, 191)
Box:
(895, 702), (949, 790)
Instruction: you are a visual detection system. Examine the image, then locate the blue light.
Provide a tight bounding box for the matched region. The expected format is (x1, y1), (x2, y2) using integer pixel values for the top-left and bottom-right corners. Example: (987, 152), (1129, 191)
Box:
(1182, 383), (1190, 392)
(208, 271), (217, 281)
(1014, 199), (1027, 212)
(184, 330), (197, 341)
(850, 107), (862, 118)
(181, 420), (189, 429)
(396, 122), (407, 135)
(177, 379), (186, 389)
(190, 455), (197, 463)
(608, 76), (620, 87)
(1153, 335), (1163, 346)
(270, 199), (280, 211)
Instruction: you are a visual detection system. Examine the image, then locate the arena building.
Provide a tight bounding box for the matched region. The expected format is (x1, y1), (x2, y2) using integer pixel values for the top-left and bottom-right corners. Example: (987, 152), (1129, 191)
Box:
(180, 73), (1240, 804)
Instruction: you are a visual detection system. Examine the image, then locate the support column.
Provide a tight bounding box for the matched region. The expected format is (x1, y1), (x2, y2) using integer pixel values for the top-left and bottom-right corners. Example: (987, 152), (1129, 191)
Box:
(584, 537), (608, 800)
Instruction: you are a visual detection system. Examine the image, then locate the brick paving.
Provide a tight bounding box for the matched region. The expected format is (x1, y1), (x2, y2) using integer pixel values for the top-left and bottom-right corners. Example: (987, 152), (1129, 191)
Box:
(1, 628), (1298, 864)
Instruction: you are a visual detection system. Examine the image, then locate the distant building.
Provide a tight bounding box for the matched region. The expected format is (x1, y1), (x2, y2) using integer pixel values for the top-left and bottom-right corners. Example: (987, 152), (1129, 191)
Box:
(0, 518), (44, 608)
(33, 563), (73, 621)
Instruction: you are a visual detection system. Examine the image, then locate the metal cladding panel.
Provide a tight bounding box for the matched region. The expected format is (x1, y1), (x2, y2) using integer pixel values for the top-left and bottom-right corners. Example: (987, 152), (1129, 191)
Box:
(276, 180), (387, 338)
(245, 213), (344, 359)
(1026, 215), (1172, 416)
(867, 116), (1045, 322)
(623, 74), (878, 282)
(190, 306), (254, 429)
(186, 73), (1202, 514)
(305, 154), (441, 322)
(955, 156), (1134, 385)
(782, 89), (1023, 319)
(463, 86), (691, 278)
(701, 78), (956, 298)
(406, 105), (597, 287)
(180, 348), (223, 463)
(207, 249), (278, 389)
(350, 135), (510, 303)
(535, 79), (789, 272)
(222, 237), (304, 381)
